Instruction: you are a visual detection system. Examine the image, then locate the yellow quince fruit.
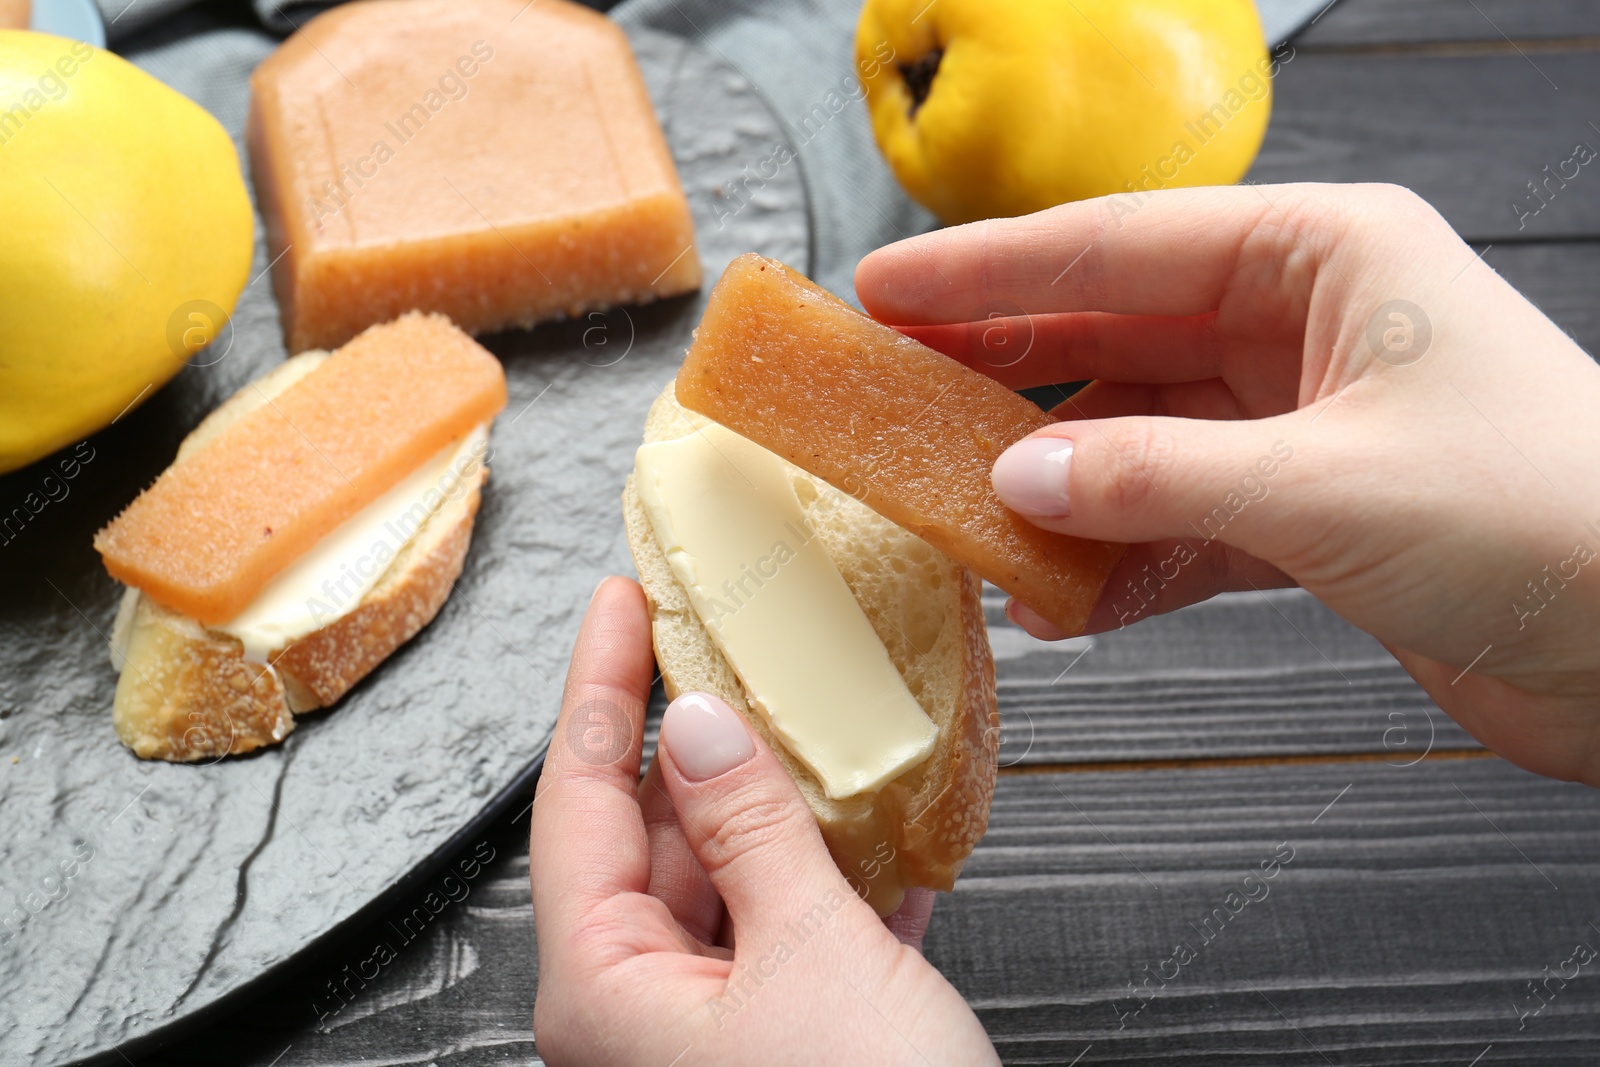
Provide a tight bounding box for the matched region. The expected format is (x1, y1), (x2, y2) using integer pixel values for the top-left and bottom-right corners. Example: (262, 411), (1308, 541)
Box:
(0, 31), (252, 474)
(856, 0), (1274, 225)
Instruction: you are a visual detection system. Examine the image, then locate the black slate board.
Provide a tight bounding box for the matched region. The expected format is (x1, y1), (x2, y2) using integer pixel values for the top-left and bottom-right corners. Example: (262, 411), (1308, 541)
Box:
(0, 26), (810, 1067)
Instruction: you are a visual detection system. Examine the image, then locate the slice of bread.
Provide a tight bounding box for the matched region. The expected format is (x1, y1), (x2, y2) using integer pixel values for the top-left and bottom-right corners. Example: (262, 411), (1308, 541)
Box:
(108, 353), (486, 762)
(623, 389), (999, 915)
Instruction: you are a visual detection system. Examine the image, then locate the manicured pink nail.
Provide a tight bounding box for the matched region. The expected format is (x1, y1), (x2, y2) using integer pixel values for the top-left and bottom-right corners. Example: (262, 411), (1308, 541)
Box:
(1004, 598), (1072, 641)
(662, 692), (754, 781)
(992, 437), (1074, 517)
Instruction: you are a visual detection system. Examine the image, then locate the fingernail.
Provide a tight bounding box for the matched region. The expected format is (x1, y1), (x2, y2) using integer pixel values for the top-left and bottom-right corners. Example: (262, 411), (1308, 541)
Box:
(1004, 598), (1072, 641)
(662, 692), (754, 781)
(591, 576), (611, 603)
(992, 437), (1073, 518)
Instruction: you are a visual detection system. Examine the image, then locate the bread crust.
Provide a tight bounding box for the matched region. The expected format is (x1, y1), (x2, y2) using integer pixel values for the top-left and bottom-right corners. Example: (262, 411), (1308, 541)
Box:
(623, 389), (999, 915)
(108, 353), (486, 762)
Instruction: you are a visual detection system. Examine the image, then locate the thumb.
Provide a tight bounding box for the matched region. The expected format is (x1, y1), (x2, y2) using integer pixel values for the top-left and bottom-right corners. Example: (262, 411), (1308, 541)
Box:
(657, 692), (861, 930)
(991, 414), (1310, 560)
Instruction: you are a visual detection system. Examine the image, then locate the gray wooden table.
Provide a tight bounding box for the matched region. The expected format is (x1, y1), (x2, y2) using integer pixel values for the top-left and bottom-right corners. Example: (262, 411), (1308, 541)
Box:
(136, 2), (1600, 1064)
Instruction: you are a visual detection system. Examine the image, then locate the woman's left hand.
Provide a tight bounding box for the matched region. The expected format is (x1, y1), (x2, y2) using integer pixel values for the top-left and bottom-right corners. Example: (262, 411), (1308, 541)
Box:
(529, 577), (998, 1067)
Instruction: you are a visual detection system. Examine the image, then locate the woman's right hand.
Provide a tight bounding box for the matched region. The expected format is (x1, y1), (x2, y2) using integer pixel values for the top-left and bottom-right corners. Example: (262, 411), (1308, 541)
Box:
(856, 183), (1600, 785)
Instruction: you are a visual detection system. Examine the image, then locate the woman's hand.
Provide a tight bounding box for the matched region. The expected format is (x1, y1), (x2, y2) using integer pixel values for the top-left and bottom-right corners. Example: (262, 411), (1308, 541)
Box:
(856, 183), (1600, 785)
(530, 578), (998, 1066)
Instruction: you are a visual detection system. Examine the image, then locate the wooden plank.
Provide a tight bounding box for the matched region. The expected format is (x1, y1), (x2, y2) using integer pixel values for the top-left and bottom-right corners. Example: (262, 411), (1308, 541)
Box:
(1254, 49), (1600, 241)
(941, 758), (1600, 1064)
(139, 757), (1600, 1066)
(1298, 0), (1600, 48)
(980, 589), (1476, 766)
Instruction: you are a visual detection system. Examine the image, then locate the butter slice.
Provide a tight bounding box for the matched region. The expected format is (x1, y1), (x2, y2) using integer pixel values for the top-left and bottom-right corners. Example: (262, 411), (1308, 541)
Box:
(215, 426), (489, 661)
(635, 422), (937, 798)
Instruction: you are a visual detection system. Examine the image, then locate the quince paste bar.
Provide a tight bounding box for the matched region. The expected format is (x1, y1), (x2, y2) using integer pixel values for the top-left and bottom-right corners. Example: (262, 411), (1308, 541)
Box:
(0, 1), (29, 30)
(676, 254), (1126, 636)
(247, 0), (701, 353)
(95, 313), (507, 626)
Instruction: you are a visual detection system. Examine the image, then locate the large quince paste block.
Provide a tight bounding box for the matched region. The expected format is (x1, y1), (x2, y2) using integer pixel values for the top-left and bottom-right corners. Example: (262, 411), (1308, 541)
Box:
(248, 0), (701, 352)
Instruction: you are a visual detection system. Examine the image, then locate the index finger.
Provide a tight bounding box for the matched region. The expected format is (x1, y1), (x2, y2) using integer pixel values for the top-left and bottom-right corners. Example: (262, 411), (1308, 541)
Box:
(855, 184), (1312, 325)
(530, 577), (656, 957)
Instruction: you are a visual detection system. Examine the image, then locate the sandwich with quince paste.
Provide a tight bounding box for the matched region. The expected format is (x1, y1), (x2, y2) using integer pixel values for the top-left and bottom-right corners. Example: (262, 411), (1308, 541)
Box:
(96, 312), (506, 761)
